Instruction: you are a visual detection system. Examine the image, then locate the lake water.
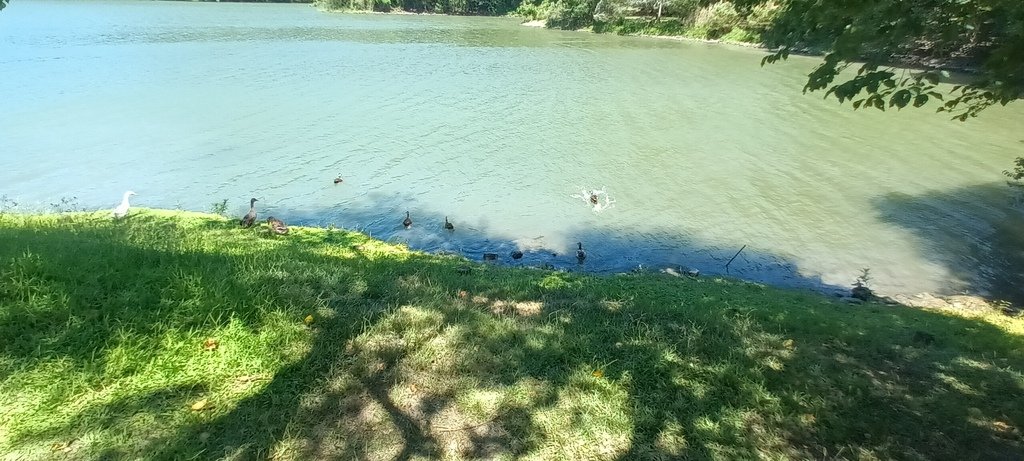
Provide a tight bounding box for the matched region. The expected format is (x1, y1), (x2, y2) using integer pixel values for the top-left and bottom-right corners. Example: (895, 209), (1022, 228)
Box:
(2, 0), (1023, 300)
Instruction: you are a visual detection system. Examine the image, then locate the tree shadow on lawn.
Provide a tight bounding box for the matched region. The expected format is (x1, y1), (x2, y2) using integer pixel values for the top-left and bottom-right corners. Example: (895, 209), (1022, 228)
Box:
(1, 209), (1022, 460)
(872, 182), (1024, 305)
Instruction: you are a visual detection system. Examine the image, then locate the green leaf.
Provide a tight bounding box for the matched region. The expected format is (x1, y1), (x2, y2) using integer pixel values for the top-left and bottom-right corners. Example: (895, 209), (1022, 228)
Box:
(912, 94), (929, 108)
(890, 89), (912, 108)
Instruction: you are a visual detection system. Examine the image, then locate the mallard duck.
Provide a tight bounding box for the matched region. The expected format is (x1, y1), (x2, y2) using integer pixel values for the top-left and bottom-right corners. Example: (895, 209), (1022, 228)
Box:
(511, 250), (524, 260)
(589, 193), (599, 205)
(403, 211), (412, 229)
(240, 198), (258, 228)
(112, 191), (136, 219)
(444, 216), (454, 231)
(333, 176), (343, 184)
(267, 216), (289, 235)
(576, 242), (586, 263)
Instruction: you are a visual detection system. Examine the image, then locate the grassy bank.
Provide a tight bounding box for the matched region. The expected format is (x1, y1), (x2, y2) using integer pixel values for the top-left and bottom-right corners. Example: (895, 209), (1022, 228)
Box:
(1, 209), (1023, 460)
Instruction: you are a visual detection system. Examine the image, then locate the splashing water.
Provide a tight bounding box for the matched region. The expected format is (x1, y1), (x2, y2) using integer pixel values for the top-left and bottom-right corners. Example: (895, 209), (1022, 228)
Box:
(572, 187), (616, 213)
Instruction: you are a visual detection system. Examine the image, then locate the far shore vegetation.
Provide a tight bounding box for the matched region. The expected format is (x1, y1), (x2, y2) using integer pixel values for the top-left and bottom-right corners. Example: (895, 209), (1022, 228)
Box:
(2, 209), (1022, 459)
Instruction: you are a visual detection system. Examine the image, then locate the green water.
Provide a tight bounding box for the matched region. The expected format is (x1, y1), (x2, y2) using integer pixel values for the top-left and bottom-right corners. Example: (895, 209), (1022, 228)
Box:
(2, 0), (1022, 299)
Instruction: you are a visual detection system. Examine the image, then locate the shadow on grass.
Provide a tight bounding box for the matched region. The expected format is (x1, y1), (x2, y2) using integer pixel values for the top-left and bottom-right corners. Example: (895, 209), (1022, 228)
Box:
(1, 208), (1023, 460)
(873, 182), (1024, 305)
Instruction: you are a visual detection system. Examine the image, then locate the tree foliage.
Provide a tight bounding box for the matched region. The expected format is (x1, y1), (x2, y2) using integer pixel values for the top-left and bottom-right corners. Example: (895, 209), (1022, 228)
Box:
(317, 0), (520, 15)
(759, 0), (1023, 120)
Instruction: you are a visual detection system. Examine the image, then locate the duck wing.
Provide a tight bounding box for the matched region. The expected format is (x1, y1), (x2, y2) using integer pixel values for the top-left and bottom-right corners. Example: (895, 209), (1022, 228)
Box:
(240, 210), (257, 228)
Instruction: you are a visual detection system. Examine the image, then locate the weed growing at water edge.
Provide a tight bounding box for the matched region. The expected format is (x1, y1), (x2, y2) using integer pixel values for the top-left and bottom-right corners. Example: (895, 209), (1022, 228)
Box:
(49, 196), (80, 213)
(0, 195), (17, 215)
(210, 199), (229, 217)
(852, 267), (874, 300)
(1005, 156), (1024, 206)
(854, 268), (872, 288)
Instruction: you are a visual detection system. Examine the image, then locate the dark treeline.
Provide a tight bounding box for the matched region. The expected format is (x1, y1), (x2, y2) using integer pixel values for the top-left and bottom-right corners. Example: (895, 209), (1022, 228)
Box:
(316, 0), (519, 15)
(174, 0), (313, 3)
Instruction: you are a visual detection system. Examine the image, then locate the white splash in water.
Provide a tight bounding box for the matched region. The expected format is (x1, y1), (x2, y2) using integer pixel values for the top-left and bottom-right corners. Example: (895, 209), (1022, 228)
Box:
(572, 186), (615, 213)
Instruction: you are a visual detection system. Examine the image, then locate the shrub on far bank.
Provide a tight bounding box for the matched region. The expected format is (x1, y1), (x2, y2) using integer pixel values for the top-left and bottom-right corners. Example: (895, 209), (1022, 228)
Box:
(690, 1), (740, 39)
(546, 0), (600, 29)
(514, 0), (557, 19)
(743, 0), (780, 33)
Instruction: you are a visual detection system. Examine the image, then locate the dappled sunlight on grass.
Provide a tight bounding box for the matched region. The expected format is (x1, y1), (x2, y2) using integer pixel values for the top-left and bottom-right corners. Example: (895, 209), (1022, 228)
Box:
(1, 209), (1023, 459)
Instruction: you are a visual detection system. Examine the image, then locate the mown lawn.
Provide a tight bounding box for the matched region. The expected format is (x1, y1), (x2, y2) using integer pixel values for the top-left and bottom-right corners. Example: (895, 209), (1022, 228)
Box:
(1, 209), (1022, 460)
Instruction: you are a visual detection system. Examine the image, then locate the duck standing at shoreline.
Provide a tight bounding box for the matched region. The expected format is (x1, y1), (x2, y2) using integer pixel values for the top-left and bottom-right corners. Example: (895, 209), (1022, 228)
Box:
(240, 198), (258, 228)
(112, 191), (136, 219)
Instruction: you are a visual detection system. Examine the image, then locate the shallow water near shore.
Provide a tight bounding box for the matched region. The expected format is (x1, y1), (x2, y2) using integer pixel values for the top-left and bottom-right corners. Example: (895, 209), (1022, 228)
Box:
(2, 0), (1023, 301)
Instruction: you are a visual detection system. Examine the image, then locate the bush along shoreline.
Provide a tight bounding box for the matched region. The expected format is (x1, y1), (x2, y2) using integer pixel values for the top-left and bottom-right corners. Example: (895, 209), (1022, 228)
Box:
(1, 208), (1022, 459)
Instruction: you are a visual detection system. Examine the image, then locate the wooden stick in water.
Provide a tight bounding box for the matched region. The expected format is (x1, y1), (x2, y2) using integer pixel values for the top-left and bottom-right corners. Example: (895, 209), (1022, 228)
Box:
(725, 245), (747, 273)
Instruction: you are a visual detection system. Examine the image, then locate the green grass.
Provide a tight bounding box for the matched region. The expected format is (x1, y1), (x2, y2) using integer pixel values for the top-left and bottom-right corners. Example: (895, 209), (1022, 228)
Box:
(1, 209), (1022, 460)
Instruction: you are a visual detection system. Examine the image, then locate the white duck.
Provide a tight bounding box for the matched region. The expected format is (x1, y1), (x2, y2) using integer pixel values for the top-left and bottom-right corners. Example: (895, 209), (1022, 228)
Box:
(112, 191), (136, 219)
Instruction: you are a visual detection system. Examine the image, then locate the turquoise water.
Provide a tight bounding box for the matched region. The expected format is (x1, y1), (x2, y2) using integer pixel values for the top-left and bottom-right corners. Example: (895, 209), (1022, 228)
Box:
(2, 0), (1023, 299)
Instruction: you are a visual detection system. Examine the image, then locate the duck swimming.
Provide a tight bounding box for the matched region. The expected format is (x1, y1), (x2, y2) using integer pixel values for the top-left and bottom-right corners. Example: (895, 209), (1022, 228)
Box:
(444, 216), (454, 231)
(240, 198), (258, 228)
(573, 187), (613, 212)
(112, 191), (136, 219)
(267, 216), (289, 235)
(511, 250), (524, 260)
(333, 176), (343, 184)
(576, 242), (586, 263)
(403, 211), (413, 229)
